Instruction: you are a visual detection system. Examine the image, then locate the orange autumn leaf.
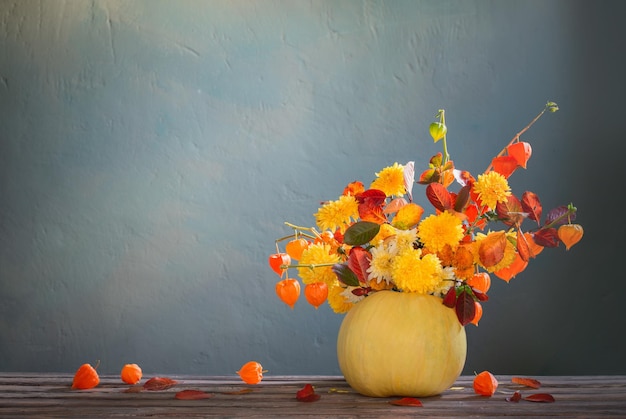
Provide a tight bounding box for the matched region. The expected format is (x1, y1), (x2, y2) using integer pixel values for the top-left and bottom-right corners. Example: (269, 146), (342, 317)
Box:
(174, 389), (213, 400)
(524, 232), (544, 257)
(389, 397), (423, 407)
(478, 231), (507, 268)
(494, 253), (528, 282)
(143, 377), (178, 391)
(512, 376), (542, 389)
(473, 371), (498, 396)
(383, 197), (408, 214)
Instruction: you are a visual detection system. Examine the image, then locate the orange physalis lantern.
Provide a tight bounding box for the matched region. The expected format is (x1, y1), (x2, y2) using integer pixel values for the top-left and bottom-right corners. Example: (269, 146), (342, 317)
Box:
(507, 141), (532, 169)
(304, 282), (328, 309)
(467, 272), (491, 294)
(285, 238), (309, 261)
(473, 371), (498, 396)
(275, 278), (300, 309)
(268, 253), (291, 277)
(237, 361), (264, 385)
(557, 224), (584, 250)
(470, 301), (483, 326)
(71, 362), (100, 390)
(120, 363), (143, 385)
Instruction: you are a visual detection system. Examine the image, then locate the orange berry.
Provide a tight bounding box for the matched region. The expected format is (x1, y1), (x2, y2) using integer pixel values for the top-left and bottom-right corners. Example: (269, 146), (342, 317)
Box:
(473, 371), (498, 396)
(467, 272), (491, 294)
(558, 224), (584, 250)
(285, 238), (309, 260)
(304, 282), (328, 309)
(275, 278), (300, 309)
(72, 362), (100, 390)
(237, 361), (264, 385)
(121, 363), (143, 385)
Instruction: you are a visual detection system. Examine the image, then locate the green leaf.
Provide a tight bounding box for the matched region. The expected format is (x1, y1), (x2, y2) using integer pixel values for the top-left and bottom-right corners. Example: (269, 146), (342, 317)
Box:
(343, 221), (380, 246)
(332, 263), (360, 287)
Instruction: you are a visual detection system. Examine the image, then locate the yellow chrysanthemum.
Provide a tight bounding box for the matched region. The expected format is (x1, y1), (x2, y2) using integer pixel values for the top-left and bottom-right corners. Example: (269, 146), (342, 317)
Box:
(370, 163), (406, 197)
(370, 223), (397, 245)
(297, 243), (340, 285)
(392, 203), (424, 230)
(327, 284), (354, 313)
(473, 171), (512, 209)
(473, 231), (517, 273)
(391, 248), (443, 294)
(314, 194), (359, 233)
(367, 243), (395, 284)
(417, 211), (464, 253)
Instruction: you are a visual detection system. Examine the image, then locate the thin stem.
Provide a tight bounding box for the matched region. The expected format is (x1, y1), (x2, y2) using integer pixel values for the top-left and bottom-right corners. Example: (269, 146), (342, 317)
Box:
(484, 103), (553, 173)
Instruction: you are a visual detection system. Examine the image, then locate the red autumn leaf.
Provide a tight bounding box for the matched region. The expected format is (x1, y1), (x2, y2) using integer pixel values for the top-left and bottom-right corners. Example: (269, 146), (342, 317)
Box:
(546, 205), (575, 226)
(143, 377), (178, 391)
(454, 184), (471, 212)
(524, 393), (555, 403)
(521, 191), (542, 224)
(174, 389), (213, 400)
(495, 194), (525, 227)
(471, 288), (489, 302)
(491, 155), (519, 178)
(464, 204), (488, 230)
(516, 228), (531, 263)
(296, 383), (320, 402)
(533, 228), (560, 248)
(347, 247), (372, 284)
(455, 289), (476, 326)
(507, 141), (532, 169)
(512, 376), (542, 389)
(478, 231), (507, 268)
(442, 287), (457, 308)
(505, 390), (522, 403)
(389, 397), (423, 407)
(426, 182), (453, 212)
(356, 189), (387, 224)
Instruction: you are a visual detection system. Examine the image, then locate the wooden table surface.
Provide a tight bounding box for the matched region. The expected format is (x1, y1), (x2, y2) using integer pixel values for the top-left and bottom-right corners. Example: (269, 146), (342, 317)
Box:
(1, 373), (625, 418)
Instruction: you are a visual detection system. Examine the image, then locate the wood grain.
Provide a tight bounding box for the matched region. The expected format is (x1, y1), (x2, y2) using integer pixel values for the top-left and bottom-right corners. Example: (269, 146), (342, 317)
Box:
(0, 373), (625, 417)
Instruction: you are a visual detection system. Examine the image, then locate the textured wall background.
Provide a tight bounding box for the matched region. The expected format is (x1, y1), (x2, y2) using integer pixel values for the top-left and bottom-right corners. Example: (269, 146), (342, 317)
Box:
(1, 0), (624, 376)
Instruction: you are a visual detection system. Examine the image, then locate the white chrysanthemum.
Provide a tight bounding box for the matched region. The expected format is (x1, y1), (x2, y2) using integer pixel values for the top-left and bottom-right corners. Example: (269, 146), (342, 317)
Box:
(367, 243), (395, 284)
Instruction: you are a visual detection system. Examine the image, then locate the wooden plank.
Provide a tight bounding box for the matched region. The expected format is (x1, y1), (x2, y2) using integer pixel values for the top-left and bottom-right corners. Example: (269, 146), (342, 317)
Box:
(0, 374), (625, 417)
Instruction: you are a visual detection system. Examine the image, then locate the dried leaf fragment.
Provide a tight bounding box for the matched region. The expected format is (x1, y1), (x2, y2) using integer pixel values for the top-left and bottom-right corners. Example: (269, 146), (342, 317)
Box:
(524, 393), (555, 403)
(296, 383), (321, 402)
(174, 389), (213, 400)
(512, 376), (541, 389)
(505, 391), (522, 403)
(389, 397), (423, 407)
(143, 377), (178, 391)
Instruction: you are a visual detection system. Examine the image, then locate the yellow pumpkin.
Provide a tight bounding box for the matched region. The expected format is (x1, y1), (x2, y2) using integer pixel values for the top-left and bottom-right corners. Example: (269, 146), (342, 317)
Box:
(337, 291), (466, 397)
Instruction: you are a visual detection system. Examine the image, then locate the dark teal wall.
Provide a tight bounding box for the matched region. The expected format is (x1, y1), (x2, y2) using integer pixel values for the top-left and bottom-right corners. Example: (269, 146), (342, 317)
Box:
(1, 0), (623, 375)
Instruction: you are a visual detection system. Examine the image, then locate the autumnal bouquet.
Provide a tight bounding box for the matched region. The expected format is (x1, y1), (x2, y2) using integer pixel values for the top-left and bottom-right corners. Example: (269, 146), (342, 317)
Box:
(269, 102), (583, 325)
